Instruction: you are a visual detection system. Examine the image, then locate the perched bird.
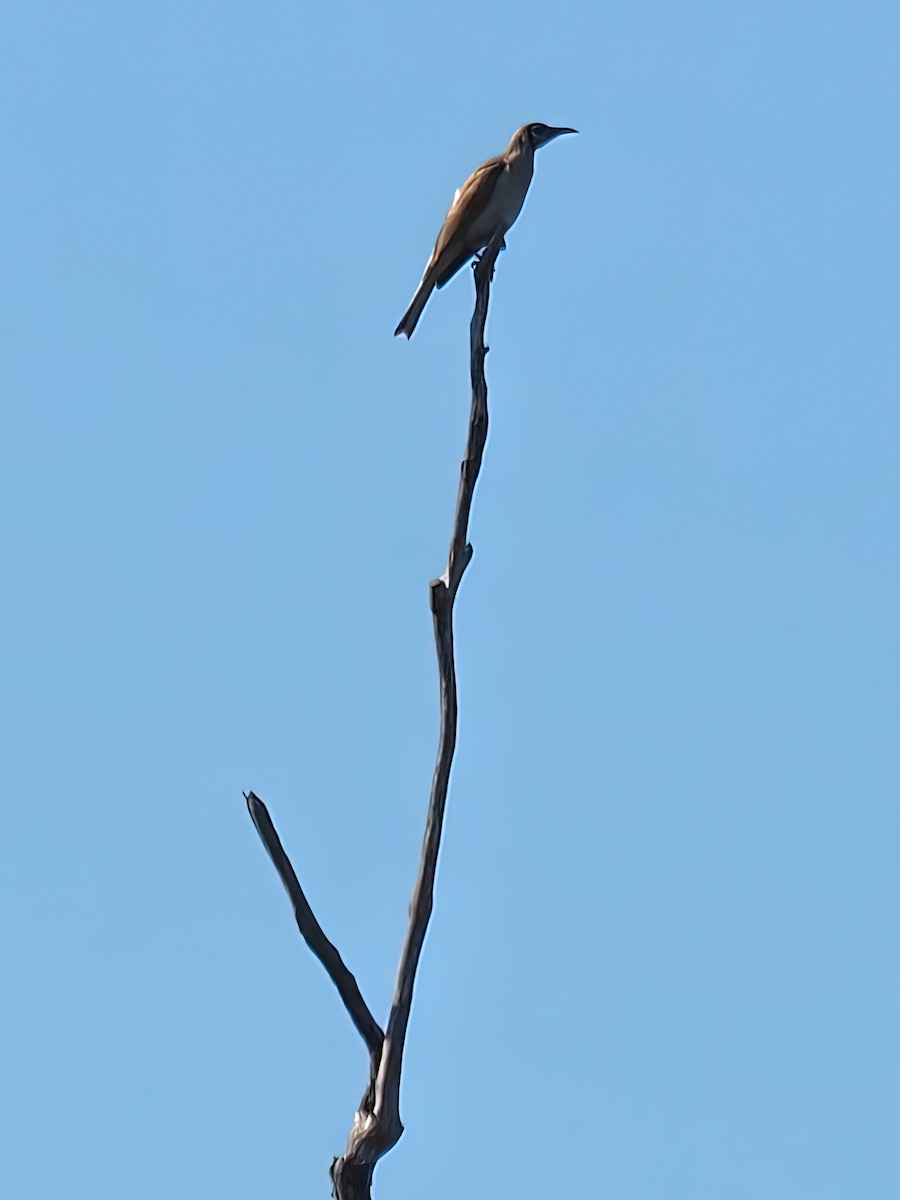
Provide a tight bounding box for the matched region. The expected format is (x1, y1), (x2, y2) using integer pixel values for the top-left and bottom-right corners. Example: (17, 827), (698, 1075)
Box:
(394, 122), (577, 338)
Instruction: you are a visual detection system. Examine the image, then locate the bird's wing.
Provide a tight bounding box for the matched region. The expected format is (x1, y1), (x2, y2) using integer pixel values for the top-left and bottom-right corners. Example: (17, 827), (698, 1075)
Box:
(426, 155), (505, 284)
(434, 247), (478, 290)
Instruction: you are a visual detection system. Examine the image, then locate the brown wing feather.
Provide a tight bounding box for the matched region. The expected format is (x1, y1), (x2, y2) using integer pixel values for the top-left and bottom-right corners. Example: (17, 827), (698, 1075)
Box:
(425, 156), (505, 284)
(435, 248), (475, 289)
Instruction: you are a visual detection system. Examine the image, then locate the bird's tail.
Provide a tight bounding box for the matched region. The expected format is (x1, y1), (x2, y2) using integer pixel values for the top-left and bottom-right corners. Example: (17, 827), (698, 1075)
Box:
(394, 278), (435, 339)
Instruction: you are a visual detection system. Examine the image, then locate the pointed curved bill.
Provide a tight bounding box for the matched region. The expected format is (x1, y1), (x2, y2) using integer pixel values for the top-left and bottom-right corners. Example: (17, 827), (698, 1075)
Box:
(535, 126), (578, 146)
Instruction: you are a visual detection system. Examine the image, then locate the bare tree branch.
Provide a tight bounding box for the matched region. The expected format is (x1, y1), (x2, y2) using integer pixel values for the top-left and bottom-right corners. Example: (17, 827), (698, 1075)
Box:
(331, 232), (504, 1199)
(248, 231), (503, 1200)
(245, 790), (384, 1060)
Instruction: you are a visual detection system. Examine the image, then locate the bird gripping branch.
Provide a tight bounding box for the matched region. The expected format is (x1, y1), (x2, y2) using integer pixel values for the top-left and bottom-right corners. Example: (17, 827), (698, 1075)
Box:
(394, 122), (577, 339)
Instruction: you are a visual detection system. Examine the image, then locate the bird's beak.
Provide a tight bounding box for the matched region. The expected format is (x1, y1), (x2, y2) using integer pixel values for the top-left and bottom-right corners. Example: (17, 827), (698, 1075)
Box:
(539, 126), (578, 146)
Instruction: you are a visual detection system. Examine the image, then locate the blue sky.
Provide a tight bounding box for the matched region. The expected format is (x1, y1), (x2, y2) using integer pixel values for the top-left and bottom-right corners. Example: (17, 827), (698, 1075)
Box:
(2, 1), (898, 1196)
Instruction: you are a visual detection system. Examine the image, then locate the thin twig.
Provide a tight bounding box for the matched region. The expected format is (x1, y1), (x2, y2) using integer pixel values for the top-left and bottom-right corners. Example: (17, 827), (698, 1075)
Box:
(245, 790), (384, 1059)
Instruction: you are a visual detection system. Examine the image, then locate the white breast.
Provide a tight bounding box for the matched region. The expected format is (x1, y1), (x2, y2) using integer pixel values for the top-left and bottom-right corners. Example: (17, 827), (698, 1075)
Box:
(470, 158), (535, 245)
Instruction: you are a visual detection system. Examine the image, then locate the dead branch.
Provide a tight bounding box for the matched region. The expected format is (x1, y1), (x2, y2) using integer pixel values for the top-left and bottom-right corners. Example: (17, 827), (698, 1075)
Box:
(244, 790), (384, 1062)
(249, 232), (503, 1200)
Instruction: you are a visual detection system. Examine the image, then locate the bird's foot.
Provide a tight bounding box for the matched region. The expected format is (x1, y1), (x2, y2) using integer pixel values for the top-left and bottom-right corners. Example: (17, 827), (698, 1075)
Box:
(472, 237), (506, 271)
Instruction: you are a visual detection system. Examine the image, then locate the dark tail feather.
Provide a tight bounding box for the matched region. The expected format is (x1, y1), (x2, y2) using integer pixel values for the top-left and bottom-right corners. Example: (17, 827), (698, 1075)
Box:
(394, 279), (435, 339)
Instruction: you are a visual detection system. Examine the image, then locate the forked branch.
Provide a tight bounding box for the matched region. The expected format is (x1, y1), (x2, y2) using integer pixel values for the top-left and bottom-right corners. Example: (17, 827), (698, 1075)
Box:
(249, 232), (503, 1200)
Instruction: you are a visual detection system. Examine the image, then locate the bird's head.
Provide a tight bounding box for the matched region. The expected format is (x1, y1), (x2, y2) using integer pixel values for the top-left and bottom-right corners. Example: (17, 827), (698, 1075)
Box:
(527, 123), (578, 149)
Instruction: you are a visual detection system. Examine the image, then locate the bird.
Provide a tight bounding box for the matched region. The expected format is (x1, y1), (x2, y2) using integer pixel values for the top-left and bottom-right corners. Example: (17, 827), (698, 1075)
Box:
(394, 123), (577, 338)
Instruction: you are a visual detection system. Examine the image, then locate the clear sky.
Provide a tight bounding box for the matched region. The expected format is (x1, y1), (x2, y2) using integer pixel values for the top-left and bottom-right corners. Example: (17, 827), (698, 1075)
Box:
(2, 1), (898, 1196)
